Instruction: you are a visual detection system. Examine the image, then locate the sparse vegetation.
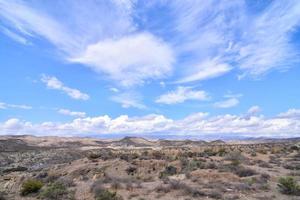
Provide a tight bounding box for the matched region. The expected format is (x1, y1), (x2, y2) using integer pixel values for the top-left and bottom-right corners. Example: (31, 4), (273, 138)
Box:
(1, 135), (300, 200)
(40, 182), (73, 200)
(91, 181), (122, 200)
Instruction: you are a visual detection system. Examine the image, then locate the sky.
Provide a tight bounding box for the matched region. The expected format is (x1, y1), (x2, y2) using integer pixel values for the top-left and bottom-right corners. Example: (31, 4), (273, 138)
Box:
(0, 0), (300, 139)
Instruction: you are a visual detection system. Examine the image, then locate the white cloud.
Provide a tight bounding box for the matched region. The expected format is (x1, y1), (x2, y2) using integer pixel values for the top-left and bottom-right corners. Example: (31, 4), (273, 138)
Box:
(214, 98), (239, 108)
(0, 102), (32, 110)
(0, 1), (174, 87)
(156, 86), (209, 105)
(176, 58), (232, 83)
(41, 75), (90, 100)
(1, 109), (300, 138)
(58, 109), (86, 118)
(111, 92), (146, 109)
(278, 109), (300, 119)
(109, 87), (119, 93)
(247, 106), (261, 115)
(71, 33), (174, 87)
(214, 92), (242, 108)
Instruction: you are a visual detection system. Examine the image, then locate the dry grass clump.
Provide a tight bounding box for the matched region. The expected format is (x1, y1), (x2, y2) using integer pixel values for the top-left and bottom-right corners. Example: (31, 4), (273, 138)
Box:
(257, 160), (273, 168)
(225, 151), (246, 166)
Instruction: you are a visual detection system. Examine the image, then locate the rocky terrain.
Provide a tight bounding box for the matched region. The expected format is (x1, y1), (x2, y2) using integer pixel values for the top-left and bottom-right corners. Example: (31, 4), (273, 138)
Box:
(0, 135), (300, 200)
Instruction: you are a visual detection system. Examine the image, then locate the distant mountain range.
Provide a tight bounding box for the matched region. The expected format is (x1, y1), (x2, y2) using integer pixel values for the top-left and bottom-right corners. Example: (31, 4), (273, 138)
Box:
(1, 135), (300, 151)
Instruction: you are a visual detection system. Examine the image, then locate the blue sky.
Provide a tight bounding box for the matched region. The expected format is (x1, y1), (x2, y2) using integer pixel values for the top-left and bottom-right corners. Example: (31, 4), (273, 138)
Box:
(0, 0), (300, 138)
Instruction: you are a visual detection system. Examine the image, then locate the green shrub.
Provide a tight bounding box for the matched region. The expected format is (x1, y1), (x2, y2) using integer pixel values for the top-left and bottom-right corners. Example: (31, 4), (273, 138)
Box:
(159, 165), (177, 179)
(95, 189), (121, 200)
(91, 181), (122, 200)
(278, 177), (300, 195)
(217, 148), (227, 156)
(40, 182), (68, 199)
(20, 179), (43, 196)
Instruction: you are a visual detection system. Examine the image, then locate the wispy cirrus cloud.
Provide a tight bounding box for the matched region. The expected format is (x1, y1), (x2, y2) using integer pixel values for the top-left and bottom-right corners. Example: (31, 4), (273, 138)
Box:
(175, 58), (231, 83)
(1, 0), (300, 87)
(214, 93), (242, 108)
(0, 102), (32, 110)
(41, 75), (89, 101)
(156, 86), (209, 105)
(111, 92), (146, 109)
(214, 98), (239, 108)
(169, 0), (300, 82)
(0, 26), (30, 45)
(58, 109), (86, 118)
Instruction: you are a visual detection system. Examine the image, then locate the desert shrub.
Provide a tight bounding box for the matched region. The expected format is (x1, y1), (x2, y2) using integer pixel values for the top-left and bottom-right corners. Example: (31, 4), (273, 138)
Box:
(96, 190), (119, 200)
(260, 173), (271, 182)
(126, 166), (137, 175)
(278, 177), (300, 195)
(290, 145), (299, 151)
(21, 179), (43, 196)
(167, 180), (205, 197)
(152, 151), (165, 160)
(250, 152), (257, 157)
(217, 148), (227, 156)
(235, 167), (257, 177)
(202, 149), (217, 157)
(180, 157), (189, 171)
(159, 165), (177, 179)
(258, 161), (272, 168)
(283, 162), (300, 170)
(225, 151), (245, 166)
(87, 152), (101, 159)
(257, 148), (268, 154)
(40, 182), (69, 200)
(91, 181), (122, 200)
(56, 177), (75, 187)
(206, 161), (218, 169)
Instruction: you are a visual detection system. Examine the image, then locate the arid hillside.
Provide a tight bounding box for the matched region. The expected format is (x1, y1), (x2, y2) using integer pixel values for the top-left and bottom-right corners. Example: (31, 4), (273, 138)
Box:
(0, 136), (300, 200)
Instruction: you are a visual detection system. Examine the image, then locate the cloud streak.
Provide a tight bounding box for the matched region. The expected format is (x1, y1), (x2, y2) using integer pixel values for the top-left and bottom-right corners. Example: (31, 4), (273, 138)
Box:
(41, 75), (90, 100)
(0, 102), (32, 110)
(156, 86), (209, 105)
(58, 109), (86, 118)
